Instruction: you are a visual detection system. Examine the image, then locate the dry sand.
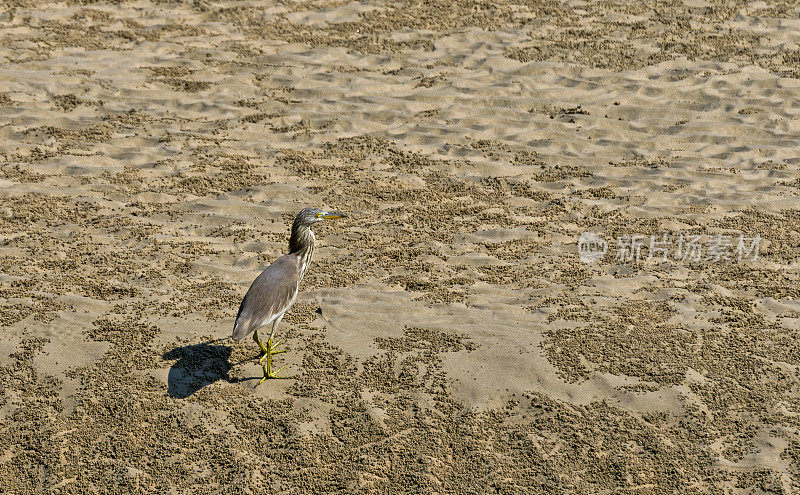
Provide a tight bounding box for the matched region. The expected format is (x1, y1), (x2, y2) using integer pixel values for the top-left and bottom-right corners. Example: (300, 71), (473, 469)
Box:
(2, 0), (800, 492)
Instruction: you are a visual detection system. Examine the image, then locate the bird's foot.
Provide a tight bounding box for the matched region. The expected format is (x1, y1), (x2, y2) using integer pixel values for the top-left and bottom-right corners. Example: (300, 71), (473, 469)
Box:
(257, 339), (286, 365)
(257, 364), (286, 384)
(255, 338), (288, 385)
(268, 338), (286, 355)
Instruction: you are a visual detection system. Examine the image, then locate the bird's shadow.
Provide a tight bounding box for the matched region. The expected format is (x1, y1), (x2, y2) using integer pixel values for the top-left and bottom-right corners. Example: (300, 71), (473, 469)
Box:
(162, 342), (236, 399)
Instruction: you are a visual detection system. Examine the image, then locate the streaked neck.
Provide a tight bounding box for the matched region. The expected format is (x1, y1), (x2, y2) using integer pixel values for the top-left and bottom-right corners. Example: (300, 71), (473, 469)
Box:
(289, 223), (315, 276)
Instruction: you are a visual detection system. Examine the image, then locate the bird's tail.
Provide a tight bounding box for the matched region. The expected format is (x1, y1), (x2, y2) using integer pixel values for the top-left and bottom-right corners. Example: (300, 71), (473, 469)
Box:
(231, 316), (252, 341)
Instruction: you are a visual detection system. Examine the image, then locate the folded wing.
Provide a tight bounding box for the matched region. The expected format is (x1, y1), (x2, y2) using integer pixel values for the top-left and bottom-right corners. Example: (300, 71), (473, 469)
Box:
(232, 254), (300, 341)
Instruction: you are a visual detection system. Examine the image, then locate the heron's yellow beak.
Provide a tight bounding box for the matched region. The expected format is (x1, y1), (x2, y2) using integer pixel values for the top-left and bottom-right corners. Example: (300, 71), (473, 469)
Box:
(320, 212), (346, 220)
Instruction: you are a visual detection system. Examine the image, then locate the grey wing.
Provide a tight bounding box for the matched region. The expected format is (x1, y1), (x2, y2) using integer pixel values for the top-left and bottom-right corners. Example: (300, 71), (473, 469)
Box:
(232, 254), (300, 341)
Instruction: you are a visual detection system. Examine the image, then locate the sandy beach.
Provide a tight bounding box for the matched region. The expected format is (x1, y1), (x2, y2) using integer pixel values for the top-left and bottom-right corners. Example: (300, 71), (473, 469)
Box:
(2, 0), (800, 492)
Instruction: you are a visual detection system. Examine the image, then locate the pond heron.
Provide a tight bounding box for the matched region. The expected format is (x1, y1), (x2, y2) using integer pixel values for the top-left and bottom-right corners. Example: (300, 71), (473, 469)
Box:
(232, 207), (346, 384)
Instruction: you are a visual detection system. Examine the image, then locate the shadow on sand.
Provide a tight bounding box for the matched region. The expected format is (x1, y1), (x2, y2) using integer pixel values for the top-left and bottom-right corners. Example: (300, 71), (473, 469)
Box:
(162, 342), (236, 399)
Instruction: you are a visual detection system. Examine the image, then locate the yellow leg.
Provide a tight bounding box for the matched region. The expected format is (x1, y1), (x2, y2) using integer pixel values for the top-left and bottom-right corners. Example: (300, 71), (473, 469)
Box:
(257, 337), (286, 385)
(253, 329), (269, 361)
(255, 332), (286, 365)
(269, 339), (286, 355)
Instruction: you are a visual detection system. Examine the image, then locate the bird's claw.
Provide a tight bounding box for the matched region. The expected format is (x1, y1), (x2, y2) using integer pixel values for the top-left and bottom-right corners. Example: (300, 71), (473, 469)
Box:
(257, 339), (286, 363)
(255, 338), (287, 385)
(269, 339), (285, 352)
(257, 365), (286, 385)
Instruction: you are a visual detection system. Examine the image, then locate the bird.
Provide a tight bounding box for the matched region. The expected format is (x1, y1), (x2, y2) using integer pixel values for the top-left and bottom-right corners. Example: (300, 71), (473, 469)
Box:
(232, 207), (346, 384)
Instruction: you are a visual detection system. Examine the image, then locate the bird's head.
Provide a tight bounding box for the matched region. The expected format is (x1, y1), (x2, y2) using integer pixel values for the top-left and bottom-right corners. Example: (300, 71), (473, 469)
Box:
(294, 207), (347, 228)
(289, 208), (346, 254)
